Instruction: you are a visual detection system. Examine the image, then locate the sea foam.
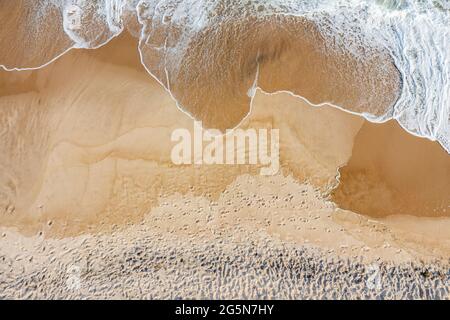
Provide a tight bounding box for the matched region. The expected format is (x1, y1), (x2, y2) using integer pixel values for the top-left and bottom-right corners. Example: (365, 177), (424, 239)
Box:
(1, 0), (449, 152)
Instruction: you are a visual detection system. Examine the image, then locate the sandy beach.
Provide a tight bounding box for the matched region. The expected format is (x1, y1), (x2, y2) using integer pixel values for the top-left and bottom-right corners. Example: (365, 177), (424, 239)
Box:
(0, 2), (449, 299)
(1, 173), (449, 299)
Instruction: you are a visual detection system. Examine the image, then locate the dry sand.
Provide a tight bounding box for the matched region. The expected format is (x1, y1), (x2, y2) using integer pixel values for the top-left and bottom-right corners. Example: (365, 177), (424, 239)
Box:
(0, 33), (449, 299)
(0, 174), (449, 299)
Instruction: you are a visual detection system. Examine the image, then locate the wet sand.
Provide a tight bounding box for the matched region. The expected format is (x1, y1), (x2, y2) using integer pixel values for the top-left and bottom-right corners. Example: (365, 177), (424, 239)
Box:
(0, 32), (366, 235)
(0, 32), (449, 299)
(333, 120), (450, 218)
(140, 14), (401, 130)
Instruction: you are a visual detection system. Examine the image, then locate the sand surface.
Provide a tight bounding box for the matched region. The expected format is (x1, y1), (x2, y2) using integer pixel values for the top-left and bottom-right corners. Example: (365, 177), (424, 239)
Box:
(1, 174), (449, 299)
(0, 32), (449, 299)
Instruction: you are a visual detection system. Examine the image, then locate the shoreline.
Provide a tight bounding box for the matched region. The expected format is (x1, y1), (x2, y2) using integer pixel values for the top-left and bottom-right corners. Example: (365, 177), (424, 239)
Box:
(0, 28), (449, 300)
(0, 33), (448, 244)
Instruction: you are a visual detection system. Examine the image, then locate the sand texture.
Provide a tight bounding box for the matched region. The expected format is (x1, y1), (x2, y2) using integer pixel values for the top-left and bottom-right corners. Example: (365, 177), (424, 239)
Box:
(1, 175), (449, 299)
(0, 32), (449, 299)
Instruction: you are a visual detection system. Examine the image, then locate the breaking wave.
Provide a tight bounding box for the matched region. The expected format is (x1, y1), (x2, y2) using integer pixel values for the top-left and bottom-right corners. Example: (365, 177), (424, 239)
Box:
(0, 0), (449, 152)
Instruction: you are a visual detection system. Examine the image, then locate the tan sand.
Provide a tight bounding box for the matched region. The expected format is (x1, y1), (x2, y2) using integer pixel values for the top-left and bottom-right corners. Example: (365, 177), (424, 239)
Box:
(0, 174), (449, 299)
(0, 32), (448, 240)
(0, 33), (449, 300)
(0, 32), (365, 235)
(333, 120), (450, 218)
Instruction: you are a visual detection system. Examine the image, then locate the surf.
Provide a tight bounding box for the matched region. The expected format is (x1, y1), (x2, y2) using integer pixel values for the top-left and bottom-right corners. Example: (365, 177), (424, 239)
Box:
(1, 0), (448, 152)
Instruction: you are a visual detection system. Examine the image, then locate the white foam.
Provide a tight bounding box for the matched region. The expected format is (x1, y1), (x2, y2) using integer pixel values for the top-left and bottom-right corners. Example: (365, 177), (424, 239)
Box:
(1, 0), (449, 152)
(134, 0), (449, 151)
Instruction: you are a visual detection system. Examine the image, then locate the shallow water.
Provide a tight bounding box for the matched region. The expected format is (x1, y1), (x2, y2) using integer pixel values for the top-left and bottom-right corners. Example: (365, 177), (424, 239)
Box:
(1, 0), (449, 151)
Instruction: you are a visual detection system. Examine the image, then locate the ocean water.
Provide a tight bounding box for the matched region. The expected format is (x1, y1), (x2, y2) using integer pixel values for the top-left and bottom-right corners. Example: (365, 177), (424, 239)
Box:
(1, 0), (449, 152)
